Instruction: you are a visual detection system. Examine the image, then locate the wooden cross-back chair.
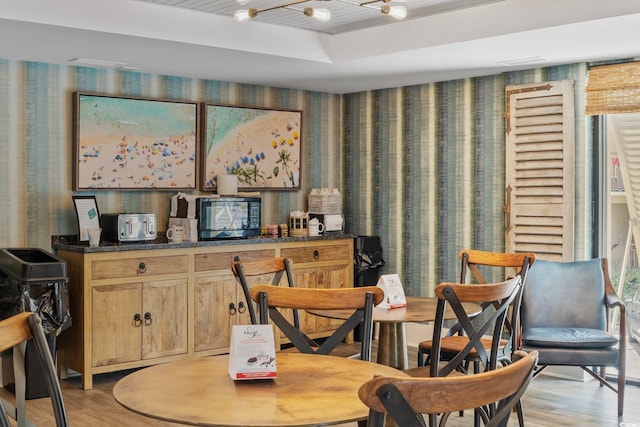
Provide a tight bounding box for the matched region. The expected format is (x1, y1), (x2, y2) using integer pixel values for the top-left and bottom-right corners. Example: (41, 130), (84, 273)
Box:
(451, 250), (535, 427)
(417, 276), (523, 376)
(0, 312), (69, 427)
(359, 350), (538, 427)
(415, 277), (522, 427)
(457, 250), (536, 359)
(231, 256), (298, 326)
(249, 285), (384, 361)
(417, 251), (535, 370)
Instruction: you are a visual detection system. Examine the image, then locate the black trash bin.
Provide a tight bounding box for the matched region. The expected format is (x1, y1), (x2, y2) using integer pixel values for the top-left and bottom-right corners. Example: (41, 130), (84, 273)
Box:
(354, 236), (385, 287)
(353, 236), (385, 341)
(0, 248), (71, 399)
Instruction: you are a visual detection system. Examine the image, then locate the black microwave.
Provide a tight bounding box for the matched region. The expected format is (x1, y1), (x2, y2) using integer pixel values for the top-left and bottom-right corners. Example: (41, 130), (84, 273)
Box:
(196, 197), (261, 240)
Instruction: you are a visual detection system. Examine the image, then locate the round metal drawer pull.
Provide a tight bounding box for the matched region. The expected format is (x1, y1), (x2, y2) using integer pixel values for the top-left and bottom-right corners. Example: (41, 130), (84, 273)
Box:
(313, 250), (320, 259)
(229, 302), (237, 315)
(144, 312), (153, 325)
(133, 313), (142, 327)
(138, 262), (147, 274)
(238, 301), (246, 313)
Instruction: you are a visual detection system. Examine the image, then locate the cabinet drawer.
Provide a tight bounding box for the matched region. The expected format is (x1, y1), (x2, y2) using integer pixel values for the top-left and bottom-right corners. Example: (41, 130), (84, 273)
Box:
(91, 255), (189, 280)
(194, 249), (276, 273)
(281, 243), (351, 265)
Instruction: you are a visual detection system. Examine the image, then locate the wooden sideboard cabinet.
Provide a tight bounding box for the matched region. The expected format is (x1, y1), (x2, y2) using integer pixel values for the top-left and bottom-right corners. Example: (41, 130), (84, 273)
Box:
(55, 237), (354, 389)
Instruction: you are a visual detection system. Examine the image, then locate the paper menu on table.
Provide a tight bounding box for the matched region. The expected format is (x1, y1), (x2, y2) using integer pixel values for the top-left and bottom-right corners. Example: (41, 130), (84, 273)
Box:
(376, 274), (407, 309)
(228, 324), (277, 380)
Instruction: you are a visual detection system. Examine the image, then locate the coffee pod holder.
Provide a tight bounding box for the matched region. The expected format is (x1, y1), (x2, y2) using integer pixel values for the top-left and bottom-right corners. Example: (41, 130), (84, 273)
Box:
(289, 211), (309, 237)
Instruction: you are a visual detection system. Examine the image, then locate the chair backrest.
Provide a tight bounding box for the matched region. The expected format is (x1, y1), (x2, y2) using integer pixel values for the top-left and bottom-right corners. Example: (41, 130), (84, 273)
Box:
(249, 285), (384, 361)
(431, 276), (522, 377)
(358, 350), (538, 427)
(521, 258), (609, 331)
(0, 312), (68, 427)
(459, 249), (536, 284)
(231, 256), (297, 325)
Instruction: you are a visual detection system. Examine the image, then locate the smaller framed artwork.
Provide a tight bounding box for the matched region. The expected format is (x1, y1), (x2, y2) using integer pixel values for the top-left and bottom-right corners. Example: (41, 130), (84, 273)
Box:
(72, 195), (101, 242)
(202, 104), (302, 191)
(73, 92), (198, 190)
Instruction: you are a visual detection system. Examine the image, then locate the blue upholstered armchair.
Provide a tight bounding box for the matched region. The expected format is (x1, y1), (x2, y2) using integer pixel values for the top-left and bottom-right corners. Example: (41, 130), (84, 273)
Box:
(520, 258), (626, 416)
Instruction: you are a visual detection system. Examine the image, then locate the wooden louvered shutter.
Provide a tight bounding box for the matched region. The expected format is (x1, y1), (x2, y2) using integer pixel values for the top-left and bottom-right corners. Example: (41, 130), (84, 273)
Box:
(504, 80), (575, 261)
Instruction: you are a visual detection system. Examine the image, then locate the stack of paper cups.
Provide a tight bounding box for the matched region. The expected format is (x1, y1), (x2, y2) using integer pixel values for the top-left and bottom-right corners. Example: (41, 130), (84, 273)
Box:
(217, 174), (238, 196)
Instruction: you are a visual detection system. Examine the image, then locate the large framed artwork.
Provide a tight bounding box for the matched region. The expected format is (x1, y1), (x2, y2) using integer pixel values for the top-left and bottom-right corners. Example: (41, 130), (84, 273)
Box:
(202, 104), (302, 191)
(73, 92), (198, 190)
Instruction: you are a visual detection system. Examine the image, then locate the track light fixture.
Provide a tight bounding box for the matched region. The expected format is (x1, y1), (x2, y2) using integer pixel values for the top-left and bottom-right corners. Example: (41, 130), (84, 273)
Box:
(234, 0), (407, 23)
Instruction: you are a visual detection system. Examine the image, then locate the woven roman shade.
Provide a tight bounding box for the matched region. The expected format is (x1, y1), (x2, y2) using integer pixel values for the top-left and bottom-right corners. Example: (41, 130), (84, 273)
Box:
(586, 62), (640, 115)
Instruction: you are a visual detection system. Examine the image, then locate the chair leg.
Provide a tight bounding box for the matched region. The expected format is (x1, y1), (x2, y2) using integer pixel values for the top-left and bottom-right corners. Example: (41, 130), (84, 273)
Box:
(428, 413), (437, 427)
(0, 400), (10, 427)
(618, 367), (625, 416)
(516, 400), (525, 427)
(474, 407), (481, 427)
(417, 350), (430, 367)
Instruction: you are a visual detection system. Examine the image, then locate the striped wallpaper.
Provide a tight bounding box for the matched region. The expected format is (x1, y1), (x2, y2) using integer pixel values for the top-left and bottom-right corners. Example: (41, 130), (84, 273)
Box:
(343, 63), (590, 296)
(0, 58), (590, 296)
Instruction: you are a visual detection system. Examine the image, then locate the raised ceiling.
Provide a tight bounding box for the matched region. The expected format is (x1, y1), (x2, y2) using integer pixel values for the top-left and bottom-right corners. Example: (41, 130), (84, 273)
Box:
(1, 0), (640, 93)
(134, 0), (503, 35)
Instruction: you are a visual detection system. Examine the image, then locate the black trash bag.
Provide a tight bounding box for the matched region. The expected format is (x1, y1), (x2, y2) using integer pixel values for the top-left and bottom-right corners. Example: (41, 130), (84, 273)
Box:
(0, 271), (23, 320)
(354, 251), (385, 276)
(0, 271), (71, 335)
(23, 280), (72, 335)
(354, 236), (385, 286)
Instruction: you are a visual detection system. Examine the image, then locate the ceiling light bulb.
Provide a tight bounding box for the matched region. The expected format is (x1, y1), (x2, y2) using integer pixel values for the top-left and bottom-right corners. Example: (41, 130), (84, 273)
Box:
(234, 8), (257, 22)
(381, 4), (407, 20)
(304, 7), (331, 22)
(236, 0), (252, 4)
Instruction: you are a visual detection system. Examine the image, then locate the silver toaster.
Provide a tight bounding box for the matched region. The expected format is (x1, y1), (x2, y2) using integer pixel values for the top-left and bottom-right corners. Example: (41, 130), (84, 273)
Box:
(101, 213), (157, 243)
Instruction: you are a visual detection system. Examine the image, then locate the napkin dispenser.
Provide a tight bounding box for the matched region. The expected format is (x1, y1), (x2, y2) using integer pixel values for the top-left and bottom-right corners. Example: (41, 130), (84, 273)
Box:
(309, 214), (344, 233)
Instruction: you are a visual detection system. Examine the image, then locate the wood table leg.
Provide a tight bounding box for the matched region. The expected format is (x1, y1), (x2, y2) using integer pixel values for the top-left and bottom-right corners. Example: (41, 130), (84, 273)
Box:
(376, 322), (408, 370)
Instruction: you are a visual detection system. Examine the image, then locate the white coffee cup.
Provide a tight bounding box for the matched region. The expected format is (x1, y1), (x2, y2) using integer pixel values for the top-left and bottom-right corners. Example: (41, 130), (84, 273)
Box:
(166, 225), (185, 243)
(87, 228), (102, 247)
(308, 219), (324, 236)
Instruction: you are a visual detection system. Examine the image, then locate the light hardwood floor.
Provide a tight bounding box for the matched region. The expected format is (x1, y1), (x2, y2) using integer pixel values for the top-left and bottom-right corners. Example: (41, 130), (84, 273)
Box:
(2, 349), (639, 426)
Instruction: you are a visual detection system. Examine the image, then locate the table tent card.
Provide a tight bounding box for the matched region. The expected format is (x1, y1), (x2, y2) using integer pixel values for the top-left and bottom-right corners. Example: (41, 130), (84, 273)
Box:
(376, 274), (407, 308)
(229, 324), (277, 380)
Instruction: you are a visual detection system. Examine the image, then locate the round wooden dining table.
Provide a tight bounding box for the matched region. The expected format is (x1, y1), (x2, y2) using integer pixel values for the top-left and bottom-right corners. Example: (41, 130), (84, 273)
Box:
(308, 296), (481, 370)
(113, 352), (406, 426)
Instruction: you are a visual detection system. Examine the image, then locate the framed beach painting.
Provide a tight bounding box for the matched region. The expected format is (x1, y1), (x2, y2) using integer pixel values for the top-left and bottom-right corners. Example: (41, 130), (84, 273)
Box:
(73, 92), (198, 190)
(202, 104), (302, 191)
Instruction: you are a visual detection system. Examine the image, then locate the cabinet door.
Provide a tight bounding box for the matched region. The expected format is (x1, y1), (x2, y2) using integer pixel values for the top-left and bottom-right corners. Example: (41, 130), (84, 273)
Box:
(92, 283), (142, 367)
(313, 263), (352, 334)
(194, 273), (237, 353)
(291, 267), (317, 334)
(142, 278), (188, 360)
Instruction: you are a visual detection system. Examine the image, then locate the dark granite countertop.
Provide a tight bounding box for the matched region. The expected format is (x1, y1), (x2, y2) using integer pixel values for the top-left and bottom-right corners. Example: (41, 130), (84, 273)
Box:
(51, 233), (355, 253)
